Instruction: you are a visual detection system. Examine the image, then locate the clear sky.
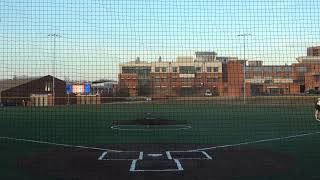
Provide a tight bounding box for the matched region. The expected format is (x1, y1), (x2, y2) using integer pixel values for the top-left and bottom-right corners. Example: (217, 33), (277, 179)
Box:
(1, 0), (320, 81)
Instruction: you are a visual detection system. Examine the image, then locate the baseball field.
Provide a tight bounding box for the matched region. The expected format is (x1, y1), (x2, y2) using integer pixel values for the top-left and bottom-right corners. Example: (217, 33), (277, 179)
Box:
(1, 96), (320, 180)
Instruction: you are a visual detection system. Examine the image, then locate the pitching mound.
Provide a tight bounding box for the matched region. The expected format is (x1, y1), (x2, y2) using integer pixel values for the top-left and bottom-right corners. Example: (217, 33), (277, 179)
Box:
(19, 144), (294, 180)
(112, 118), (187, 126)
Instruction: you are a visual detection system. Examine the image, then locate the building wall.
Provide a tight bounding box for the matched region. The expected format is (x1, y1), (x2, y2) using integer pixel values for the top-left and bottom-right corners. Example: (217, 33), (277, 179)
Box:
(118, 73), (138, 97)
(118, 49), (320, 97)
(227, 61), (244, 97)
(149, 72), (224, 97)
(1, 75), (66, 106)
(307, 46), (320, 56)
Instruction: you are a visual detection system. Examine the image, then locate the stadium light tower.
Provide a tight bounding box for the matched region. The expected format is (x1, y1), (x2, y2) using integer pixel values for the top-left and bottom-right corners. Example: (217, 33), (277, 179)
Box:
(237, 33), (252, 104)
(48, 33), (61, 106)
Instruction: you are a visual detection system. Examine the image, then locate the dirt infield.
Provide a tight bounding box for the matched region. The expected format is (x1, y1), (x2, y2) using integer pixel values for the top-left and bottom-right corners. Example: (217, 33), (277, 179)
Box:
(19, 144), (294, 180)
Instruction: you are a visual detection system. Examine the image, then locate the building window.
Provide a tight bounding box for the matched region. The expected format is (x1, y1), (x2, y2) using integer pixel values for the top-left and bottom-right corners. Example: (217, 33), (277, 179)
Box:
(296, 67), (307, 73)
(162, 78), (168, 82)
(45, 82), (53, 92)
(207, 67), (212, 72)
(181, 78), (193, 82)
(196, 67), (202, 72)
(161, 67), (167, 72)
(179, 66), (195, 74)
(284, 66), (292, 72)
(207, 78), (218, 83)
(155, 67), (160, 72)
(273, 67), (282, 72)
(213, 67), (219, 72)
(172, 67), (178, 72)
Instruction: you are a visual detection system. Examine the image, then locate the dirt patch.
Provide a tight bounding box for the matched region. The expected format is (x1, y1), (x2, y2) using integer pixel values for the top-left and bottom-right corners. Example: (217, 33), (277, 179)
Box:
(19, 144), (295, 180)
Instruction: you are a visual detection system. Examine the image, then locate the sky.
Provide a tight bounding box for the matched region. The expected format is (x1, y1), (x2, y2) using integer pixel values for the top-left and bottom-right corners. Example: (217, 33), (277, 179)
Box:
(1, 0), (320, 81)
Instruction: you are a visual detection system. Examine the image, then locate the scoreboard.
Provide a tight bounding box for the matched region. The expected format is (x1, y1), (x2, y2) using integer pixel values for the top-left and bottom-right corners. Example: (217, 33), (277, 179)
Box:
(66, 84), (92, 94)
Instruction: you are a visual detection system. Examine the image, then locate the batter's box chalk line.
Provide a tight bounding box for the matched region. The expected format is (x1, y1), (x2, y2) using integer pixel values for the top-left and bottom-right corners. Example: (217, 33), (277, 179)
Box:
(97, 150), (212, 172)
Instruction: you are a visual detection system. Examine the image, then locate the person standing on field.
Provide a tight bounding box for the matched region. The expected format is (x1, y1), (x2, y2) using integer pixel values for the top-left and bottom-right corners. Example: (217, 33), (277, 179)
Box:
(315, 98), (320, 121)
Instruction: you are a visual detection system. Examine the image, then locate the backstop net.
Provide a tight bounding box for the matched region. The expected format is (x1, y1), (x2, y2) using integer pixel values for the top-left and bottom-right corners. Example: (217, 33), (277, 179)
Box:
(1, 0), (320, 179)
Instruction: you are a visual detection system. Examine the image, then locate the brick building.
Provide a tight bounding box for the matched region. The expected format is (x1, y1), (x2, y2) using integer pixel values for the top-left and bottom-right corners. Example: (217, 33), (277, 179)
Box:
(119, 48), (320, 97)
(307, 46), (320, 56)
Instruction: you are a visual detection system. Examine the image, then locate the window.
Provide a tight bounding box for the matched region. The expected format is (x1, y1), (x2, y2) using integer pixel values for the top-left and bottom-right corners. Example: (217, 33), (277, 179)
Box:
(284, 66), (292, 72)
(154, 79), (161, 82)
(196, 67), (202, 72)
(254, 67), (263, 72)
(207, 67), (212, 72)
(179, 66), (195, 74)
(45, 82), (53, 92)
(171, 78), (178, 82)
(161, 67), (167, 72)
(155, 67), (160, 72)
(207, 78), (218, 83)
(213, 67), (219, 72)
(273, 67), (282, 72)
(172, 67), (178, 72)
(263, 67), (273, 72)
(161, 78), (168, 82)
(296, 67), (307, 73)
(181, 78), (193, 82)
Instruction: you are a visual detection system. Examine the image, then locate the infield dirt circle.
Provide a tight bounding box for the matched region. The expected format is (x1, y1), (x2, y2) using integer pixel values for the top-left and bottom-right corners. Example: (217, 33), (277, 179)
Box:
(20, 143), (294, 180)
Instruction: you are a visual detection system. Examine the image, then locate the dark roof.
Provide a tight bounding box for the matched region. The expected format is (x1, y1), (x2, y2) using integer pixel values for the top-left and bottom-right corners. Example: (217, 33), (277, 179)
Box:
(0, 75), (56, 92)
(195, 51), (217, 56)
(92, 79), (117, 84)
(0, 78), (37, 92)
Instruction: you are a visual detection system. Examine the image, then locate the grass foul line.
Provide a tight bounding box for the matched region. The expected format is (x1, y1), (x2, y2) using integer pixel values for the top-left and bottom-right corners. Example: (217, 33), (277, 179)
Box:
(0, 136), (122, 152)
(194, 131), (320, 152)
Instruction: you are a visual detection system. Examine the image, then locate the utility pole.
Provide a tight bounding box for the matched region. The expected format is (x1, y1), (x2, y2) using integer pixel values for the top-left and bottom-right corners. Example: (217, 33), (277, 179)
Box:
(237, 33), (252, 104)
(48, 33), (61, 106)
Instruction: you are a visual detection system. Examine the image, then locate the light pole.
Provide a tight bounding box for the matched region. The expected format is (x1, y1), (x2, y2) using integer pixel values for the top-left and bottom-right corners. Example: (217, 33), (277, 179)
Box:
(237, 33), (252, 104)
(48, 33), (61, 106)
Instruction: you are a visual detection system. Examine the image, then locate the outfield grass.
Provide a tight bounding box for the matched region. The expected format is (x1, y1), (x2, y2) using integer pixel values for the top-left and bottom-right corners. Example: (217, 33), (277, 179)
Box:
(1, 100), (320, 179)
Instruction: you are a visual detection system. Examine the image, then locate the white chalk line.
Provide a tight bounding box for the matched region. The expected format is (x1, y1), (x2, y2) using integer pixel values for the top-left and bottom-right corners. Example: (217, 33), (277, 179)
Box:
(201, 151), (213, 160)
(166, 151), (172, 160)
(1, 130), (320, 153)
(174, 159), (184, 171)
(168, 151), (212, 160)
(129, 160), (137, 172)
(192, 131), (320, 152)
(139, 152), (144, 160)
(0, 136), (122, 152)
(110, 125), (192, 131)
(98, 151), (108, 160)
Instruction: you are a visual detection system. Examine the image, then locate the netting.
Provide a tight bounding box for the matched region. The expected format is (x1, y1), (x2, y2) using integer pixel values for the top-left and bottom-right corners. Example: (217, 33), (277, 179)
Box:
(1, 0), (320, 179)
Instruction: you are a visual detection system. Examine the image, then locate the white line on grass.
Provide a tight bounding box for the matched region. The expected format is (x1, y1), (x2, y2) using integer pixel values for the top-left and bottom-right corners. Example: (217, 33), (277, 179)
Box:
(1, 130), (320, 153)
(193, 131), (320, 152)
(0, 136), (122, 152)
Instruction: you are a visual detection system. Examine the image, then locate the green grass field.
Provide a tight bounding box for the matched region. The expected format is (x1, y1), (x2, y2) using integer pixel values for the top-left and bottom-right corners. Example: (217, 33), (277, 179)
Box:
(1, 98), (320, 179)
